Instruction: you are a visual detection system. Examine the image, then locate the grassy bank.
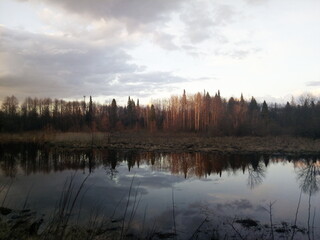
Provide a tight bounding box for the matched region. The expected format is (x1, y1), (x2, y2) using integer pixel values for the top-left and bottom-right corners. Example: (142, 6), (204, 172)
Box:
(1, 131), (320, 155)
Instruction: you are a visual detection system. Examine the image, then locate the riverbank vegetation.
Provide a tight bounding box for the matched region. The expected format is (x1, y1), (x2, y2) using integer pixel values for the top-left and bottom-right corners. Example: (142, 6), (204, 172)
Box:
(1, 91), (320, 138)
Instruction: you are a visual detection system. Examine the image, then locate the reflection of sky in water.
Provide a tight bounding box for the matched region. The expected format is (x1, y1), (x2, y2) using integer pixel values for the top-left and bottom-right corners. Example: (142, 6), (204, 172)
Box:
(0, 146), (319, 239)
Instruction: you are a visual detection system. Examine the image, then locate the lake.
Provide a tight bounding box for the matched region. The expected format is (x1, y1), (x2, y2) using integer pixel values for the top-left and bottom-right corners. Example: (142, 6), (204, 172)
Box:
(0, 143), (319, 239)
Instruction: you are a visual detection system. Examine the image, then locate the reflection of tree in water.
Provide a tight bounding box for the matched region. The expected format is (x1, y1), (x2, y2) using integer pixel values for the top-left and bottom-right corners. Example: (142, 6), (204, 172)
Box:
(247, 158), (266, 190)
(104, 150), (118, 179)
(2, 143), (319, 191)
(0, 143), (26, 177)
(295, 159), (320, 237)
(0, 144), (269, 181)
(0, 152), (18, 178)
(296, 159), (320, 195)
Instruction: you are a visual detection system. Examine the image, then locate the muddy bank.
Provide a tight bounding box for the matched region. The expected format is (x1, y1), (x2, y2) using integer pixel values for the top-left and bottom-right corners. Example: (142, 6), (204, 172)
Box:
(1, 132), (320, 155)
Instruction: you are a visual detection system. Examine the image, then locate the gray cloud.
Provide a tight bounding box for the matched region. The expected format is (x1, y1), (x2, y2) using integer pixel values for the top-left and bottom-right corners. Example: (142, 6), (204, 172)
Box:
(152, 32), (179, 51)
(0, 26), (186, 101)
(19, 0), (186, 32)
(180, 2), (214, 44)
(119, 72), (186, 85)
(0, 26), (135, 97)
(17, 0), (239, 49)
(243, 0), (268, 5)
(306, 81), (320, 87)
(180, 3), (237, 44)
(12, 1), (189, 53)
(214, 47), (261, 59)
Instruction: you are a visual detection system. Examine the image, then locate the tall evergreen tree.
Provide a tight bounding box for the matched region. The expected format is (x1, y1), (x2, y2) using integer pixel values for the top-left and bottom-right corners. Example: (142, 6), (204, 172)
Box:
(86, 96), (94, 128)
(109, 99), (118, 129)
(261, 101), (269, 119)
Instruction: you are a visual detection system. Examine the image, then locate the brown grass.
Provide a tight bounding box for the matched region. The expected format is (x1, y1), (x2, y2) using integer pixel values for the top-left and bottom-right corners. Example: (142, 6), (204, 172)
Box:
(0, 131), (320, 155)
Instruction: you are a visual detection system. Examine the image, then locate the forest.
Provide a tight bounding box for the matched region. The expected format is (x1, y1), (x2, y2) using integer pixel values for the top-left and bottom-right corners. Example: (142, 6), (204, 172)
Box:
(0, 90), (320, 138)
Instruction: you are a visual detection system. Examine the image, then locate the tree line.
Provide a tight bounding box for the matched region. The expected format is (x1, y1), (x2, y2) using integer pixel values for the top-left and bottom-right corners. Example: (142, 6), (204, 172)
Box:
(1, 90), (320, 137)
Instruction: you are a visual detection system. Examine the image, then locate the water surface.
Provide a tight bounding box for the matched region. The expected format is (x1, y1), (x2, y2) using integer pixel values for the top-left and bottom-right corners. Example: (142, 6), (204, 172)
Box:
(0, 144), (319, 239)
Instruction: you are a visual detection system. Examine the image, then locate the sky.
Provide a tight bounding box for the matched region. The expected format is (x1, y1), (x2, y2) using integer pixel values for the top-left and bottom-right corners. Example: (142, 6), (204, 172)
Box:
(0, 0), (319, 105)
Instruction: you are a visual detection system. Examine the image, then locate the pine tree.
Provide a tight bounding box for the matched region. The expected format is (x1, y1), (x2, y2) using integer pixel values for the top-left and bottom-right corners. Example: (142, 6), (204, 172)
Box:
(261, 101), (269, 119)
(86, 96), (94, 128)
(109, 99), (118, 129)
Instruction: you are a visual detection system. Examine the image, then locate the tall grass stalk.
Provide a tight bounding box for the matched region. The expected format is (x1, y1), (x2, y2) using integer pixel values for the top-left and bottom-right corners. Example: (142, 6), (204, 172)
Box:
(42, 172), (90, 240)
(291, 189), (303, 240)
(1, 180), (13, 207)
(120, 174), (135, 240)
(172, 187), (177, 240)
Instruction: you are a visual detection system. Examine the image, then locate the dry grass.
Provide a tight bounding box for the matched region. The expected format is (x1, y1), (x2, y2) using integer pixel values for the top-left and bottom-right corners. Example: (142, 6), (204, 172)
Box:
(0, 131), (320, 154)
(0, 131), (108, 147)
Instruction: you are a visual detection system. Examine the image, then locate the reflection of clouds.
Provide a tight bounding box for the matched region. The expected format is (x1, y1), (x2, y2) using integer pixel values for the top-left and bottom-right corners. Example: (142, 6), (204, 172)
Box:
(137, 175), (184, 188)
(161, 199), (259, 239)
(216, 199), (253, 213)
(198, 178), (214, 182)
(256, 204), (268, 212)
(152, 203), (209, 239)
(230, 199), (253, 210)
(117, 166), (185, 189)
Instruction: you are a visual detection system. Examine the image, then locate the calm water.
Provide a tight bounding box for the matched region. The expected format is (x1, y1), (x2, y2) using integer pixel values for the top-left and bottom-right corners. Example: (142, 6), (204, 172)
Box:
(0, 143), (319, 239)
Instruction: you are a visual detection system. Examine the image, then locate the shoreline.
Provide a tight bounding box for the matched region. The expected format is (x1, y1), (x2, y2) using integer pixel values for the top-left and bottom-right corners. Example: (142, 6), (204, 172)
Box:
(1, 131), (320, 155)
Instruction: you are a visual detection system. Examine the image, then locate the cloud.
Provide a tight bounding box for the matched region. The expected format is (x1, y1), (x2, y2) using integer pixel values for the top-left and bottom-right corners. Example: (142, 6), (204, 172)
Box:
(180, 3), (237, 44)
(306, 81), (320, 87)
(0, 26), (187, 101)
(243, 0), (268, 5)
(0, 26), (135, 97)
(152, 32), (179, 51)
(17, 0), (240, 48)
(180, 5), (213, 43)
(119, 72), (186, 85)
(36, 7), (147, 49)
(13, 1), (189, 51)
(19, 0), (186, 32)
(214, 47), (261, 59)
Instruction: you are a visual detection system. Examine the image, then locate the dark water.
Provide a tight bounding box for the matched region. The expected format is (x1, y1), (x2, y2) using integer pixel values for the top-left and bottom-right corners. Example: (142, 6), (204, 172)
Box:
(0, 143), (319, 239)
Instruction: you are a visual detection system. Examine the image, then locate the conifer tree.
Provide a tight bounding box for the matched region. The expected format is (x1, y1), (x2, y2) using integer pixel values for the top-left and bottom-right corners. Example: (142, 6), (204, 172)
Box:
(261, 101), (269, 119)
(109, 99), (118, 129)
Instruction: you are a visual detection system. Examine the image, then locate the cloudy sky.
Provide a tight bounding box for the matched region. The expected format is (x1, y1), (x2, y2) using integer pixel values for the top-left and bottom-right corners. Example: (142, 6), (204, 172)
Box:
(0, 0), (319, 104)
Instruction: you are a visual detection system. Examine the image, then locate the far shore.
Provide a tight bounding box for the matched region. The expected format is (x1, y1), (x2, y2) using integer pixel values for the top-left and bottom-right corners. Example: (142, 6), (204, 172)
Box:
(1, 131), (320, 155)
